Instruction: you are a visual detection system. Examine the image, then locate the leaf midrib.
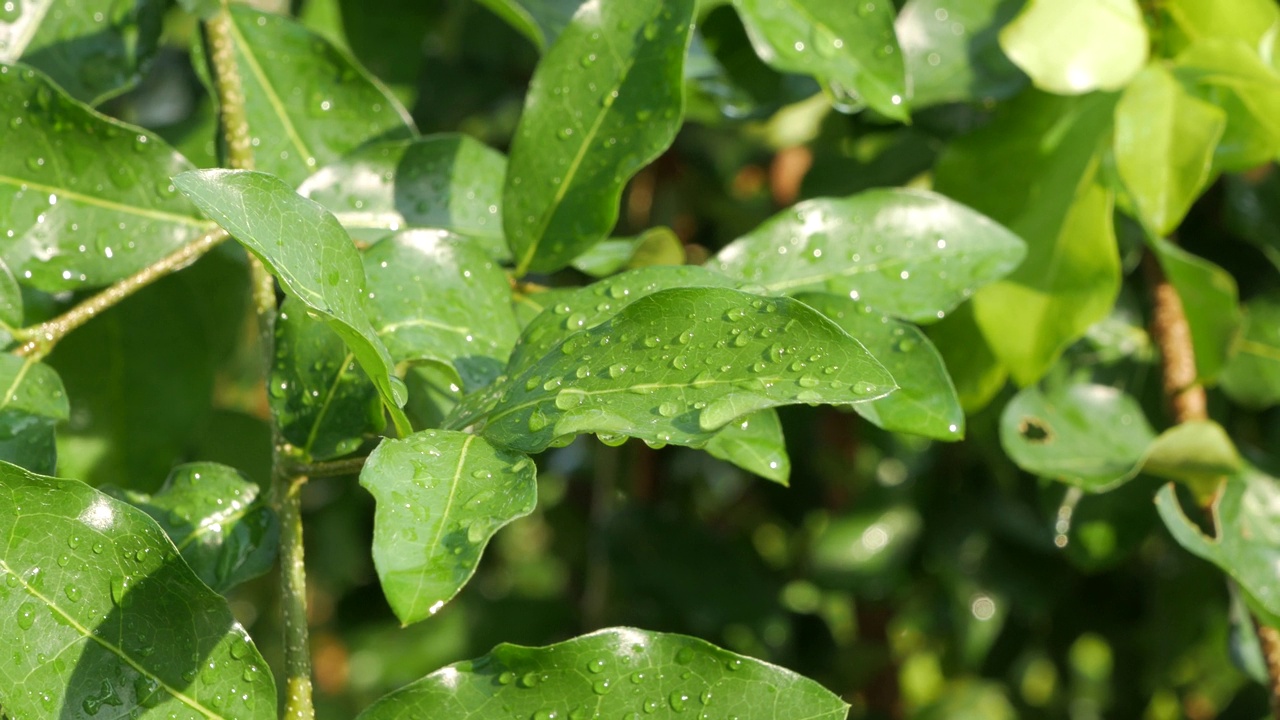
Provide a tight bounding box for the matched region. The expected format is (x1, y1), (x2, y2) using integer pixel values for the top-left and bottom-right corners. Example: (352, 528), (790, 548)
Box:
(0, 175), (212, 228)
(409, 434), (473, 613)
(226, 14), (315, 169)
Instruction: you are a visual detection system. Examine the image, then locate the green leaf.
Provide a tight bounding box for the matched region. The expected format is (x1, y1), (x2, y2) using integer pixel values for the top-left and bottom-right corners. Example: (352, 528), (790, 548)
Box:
(1220, 293), (1280, 408)
(570, 226), (685, 278)
(105, 462), (279, 593)
(0, 353), (67, 475)
(0, 64), (214, 292)
(811, 505), (921, 586)
(476, 287), (895, 453)
(0, 0), (163, 103)
(1173, 39), (1280, 172)
(704, 409), (790, 485)
(923, 302), (1007, 414)
(1146, 236), (1241, 383)
(504, 0), (695, 274)
(798, 293), (963, 441)
(1156, 469), (1280, 619)
(707, 188), (1026, 324)
(998, 0), (1147, 95)
(0, 257), (22, 337)
(355, 627), (849, 720)
(206, 5), (415, 186)
(1142, 420), (1242, 499)
(0, 463), (276, 717)
(472, 0), (583, 51)
(272, 297), (383, 461)
(174, 168), (411, 435)
(895, 0), (1026, 108)
(364, 230), (519, 392)
(1114, 64), (1225, 235)
(732, 0), (908, 120)
(359, 429), (536, 625)
(298, 134), (508, 256)
(1163, 0), (1280, 74)
(999, 383), (1156, 492)
(936, 90), (1121, 386)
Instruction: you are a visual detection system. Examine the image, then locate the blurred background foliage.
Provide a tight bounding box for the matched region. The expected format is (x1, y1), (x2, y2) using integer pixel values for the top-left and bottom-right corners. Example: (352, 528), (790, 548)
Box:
(34, 0), (1280, 717)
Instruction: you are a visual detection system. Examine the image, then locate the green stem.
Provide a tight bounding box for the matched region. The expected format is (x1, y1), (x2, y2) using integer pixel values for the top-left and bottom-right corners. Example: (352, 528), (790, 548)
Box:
(12, 228), (229, 361)
(285, 456), (368, 479)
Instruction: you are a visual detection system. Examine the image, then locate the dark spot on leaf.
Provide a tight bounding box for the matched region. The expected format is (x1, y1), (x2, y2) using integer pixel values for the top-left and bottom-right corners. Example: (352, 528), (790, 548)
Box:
(1018, 417), (1053, 443)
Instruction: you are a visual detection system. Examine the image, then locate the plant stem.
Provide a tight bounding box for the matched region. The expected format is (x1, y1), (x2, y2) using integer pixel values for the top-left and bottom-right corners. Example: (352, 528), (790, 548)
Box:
(1144, 251), (1280, 717)
(285, 456), (367, 479)
(277, 472), (314, 719)
(12, 228), (228, 360)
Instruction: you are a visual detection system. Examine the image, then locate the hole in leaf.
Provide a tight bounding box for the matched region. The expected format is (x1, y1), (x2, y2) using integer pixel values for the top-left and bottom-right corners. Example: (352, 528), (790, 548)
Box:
(1018, 417), (1053, 443)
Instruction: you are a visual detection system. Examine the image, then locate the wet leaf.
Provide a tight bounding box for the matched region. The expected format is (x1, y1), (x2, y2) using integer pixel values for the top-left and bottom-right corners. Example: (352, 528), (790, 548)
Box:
(472, 0), (584, 51)
(355, 627), (849, 719)
(708, 188), (1025, 324)
(1147, 236), (1241, 383)
(475, 287), (895, 454)
(704, 409), (790, 485)
(105, 463), (279, 593)
(570, 226), (685, 278)
(1220, 293), (1280, 408)
(998, 0), (1147, 95)
(895, 0), (1025, 108)
(0, 64), (214, 292)
(360, 429), (536, 625)
(0, 353), (67, 475)
(0, 463), (276, 717)
(799, 293), (963, 441)
(504, 0), (695, 274)
(174, 168), (411, 435)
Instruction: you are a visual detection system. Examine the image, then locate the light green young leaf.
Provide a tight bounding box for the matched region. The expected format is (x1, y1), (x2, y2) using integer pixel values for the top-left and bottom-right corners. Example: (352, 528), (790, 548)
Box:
(732, 0), (908, 120)
(1174, 39), (1280, 172)
(1147, 236), (1241, 383)
(923, 302), (1006, 414)
(105, 462), (279, 593)
(570, 226), (685, 278)
(0, 353), (67, 476)
(504, 0), (695, 274)
(0, 257), (20, 336)
(271, 297), (383, 461)
(0, 0), (163, 103)
(1142, 420), (1241, 499)
(707, 188), (1026, 324)
(0, 64), (214, 292)
(0, 463), (276, 717)
(1220, 293), (1280, 408)
(173, 169), (411, 434)
(205, 5), (415, 186)
(1114, 64), (1225, 236)
(895, 0), (1026, 108)
(364, 230), (519, 392)
(799, 293), (963, 441)
(998, 0), (1147, 95)
(355, 627), (849, 720)
(704, 409), (790, 485)
(936, 90), (1120, 386)
(1163, 0), (1280, 71)
(360, 430), (536, 625)
(298, 134), (508, 256)
(999, 383), (1156, 492)
(1156, 469), (1280, 619)
(476, 287), (895, 454)
(471, 0), (584, 51)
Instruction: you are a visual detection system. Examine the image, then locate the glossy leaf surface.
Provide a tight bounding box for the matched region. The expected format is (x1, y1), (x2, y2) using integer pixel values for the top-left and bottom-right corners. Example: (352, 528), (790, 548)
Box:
(999, 383), (1155, 492)
(479, 287), (896, 453)
(106, 462), (279, 593)
(0, 353), (67, 475)
(214, 5), (415, 186)
(174, 168), (410, 434)
(0, 64), (213, 292)
(1114, 64), (1225, 235)
(1147, 236), (1241, 383)
(895, 0), (1025, 108)
(800, 293), (963, 441)
(0, 0), (163, 103)
(733, 0), (908, 120)
(704, 409), (790, 485)
(472, 0), (582, 51)
(364, 230), (519, 392)
(360, 430), (536, 625)
(998, 0), (1147, 95)
(708, 188), (1026, 324)
(504, 0), (695, 273)
(1220, 293), (1280, 408)
(0, 463), (275, 717)
(298, 135), (507, 254)
(356, 627), (849, 720)
(1174, 39), (1280, 172)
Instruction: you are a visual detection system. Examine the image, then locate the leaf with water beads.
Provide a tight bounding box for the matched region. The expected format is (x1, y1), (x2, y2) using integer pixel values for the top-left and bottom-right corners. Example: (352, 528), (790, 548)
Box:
(359, 430), (537, 625)
(355, 627), (849, 719)
(478, 287), (895, 454)
(0, 353), (67, 475)
(707, 188), (1026, 324)
(704, 409), (791, 484)
(0, 462), (276, 718)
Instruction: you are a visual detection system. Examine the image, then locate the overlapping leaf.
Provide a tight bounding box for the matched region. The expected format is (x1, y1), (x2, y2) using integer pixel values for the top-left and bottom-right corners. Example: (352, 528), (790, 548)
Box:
(360, 430), (536, 625)
(998, 0), (1147, 95)
(895, 0), (1025, 108)
(704, 409), (790, 485)
(1174, 39), (1280, 172)
(923, 302), (1007, 414)
(174, 169), (411, 433)
(570, 226), (685, 278)
(0, 463), (275, 717)
(356, 627), (849, 720)
(0, 353), (67, 475)
(1147, 236), (1241, 383)
(106, 463), (279, 593)
(1220, 293), (1280, 408)
(0, 64), (213, 292)
(477, 287), (896, 453)
(472, 0), (584, 51)
(707, 188), (1026, 324)
(504, 0), (695, 273)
